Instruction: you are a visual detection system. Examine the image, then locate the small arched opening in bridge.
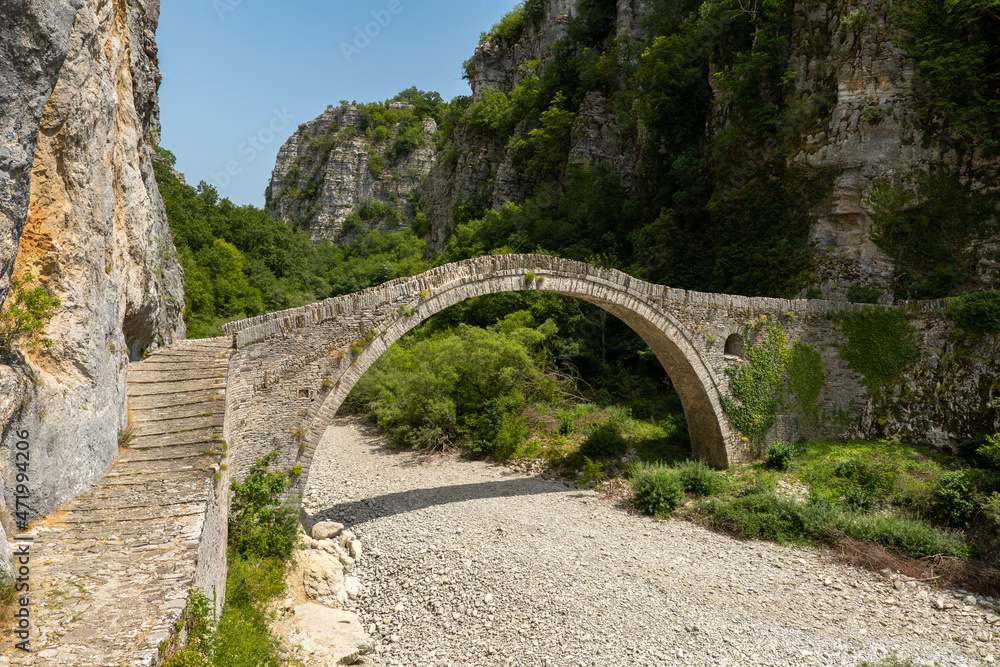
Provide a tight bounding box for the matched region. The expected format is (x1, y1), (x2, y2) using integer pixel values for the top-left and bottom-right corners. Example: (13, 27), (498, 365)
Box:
(281, 257), (737, 494)
(724, 333), (745, 358)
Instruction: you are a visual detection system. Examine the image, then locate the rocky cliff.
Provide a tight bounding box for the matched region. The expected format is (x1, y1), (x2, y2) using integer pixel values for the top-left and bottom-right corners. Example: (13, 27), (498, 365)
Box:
(266, 102), (437, 242)
(0, 0), (184, 522)
(269, 0), (998, 302)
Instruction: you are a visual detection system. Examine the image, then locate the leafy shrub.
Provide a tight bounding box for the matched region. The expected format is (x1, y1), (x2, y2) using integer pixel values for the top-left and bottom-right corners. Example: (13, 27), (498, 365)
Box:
(0, 274), (61, 359)
(491, 416), (528, 460)
(673, 460), (721, 495)
(931, 469), (976, 528)
(357, 199), (401, 223)
(766, 442), (797, 470)
(865, 170), (998, 298)
(841, 484), (878, 512)
(833, 456), (898, 496)
(841, 8), (870, 30)
(224, 553), (287, 609)
(350, 317), (561, 452)
(946, 291), (1000, 334)
(388, 125), (426, 161)
(464, 87), (517, 140)
(162, 588), (215, 667)
(228, 453), (298, 560)
(846, 285), (883, 304)
(213, 555), (286, 667)
(630, 463), (684, 516)
(579, 421), (628, 459)
(979, 433), (1000, 470)
(367, 154), (385, 177)
(834, 512), (968, 558)
(707, 492), (812, 544)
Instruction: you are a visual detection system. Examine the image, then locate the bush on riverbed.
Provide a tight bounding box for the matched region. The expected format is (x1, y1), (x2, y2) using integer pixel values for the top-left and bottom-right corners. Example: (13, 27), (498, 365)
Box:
(630, 463), (684, 516)
(348, 314), (564, 454)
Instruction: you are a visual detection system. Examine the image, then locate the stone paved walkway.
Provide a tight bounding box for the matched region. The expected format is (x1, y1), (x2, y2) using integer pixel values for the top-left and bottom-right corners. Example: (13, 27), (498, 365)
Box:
(2, 339), (231, 667)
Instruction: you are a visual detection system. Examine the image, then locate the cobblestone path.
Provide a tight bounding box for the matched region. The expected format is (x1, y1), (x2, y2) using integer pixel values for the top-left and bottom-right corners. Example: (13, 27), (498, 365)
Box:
(1, 339), (231, 667)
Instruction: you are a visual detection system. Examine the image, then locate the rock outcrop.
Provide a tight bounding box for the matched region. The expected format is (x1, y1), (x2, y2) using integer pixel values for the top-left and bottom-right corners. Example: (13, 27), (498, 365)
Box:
(266, 103), (437, 243)
(0, 0), (184, 521)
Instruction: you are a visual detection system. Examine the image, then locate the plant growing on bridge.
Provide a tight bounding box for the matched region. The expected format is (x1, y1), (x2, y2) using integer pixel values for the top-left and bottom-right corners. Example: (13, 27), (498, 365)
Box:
(228, 453), (297, 561)
(161, 587), (215, 667)
(836, 307), (918, 394)
(721, 321), (827, 452)
(0, 274), (61, 360)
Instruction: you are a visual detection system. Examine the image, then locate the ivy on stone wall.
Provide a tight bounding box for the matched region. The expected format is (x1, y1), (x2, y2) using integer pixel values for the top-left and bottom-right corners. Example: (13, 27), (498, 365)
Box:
(837, 307), (919, 394)
(721, 323), (788, 450)
(721, 319), (827, 452)
(786, 341), (827, 430)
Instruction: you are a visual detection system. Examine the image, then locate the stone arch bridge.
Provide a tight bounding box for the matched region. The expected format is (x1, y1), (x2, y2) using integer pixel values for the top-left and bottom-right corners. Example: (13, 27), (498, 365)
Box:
(221, 254), (876, 490)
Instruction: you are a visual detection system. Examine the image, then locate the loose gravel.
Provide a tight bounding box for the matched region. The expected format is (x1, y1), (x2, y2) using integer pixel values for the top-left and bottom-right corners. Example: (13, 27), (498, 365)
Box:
(302, 417), (999, 667)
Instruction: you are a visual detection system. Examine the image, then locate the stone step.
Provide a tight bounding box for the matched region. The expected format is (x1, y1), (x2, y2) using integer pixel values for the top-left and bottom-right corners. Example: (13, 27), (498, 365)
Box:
(59, 502), (208, 524)
(129, 361), (229, 374)
(132, 414), (223, 437)
(103, 458), (214, 477)
(130, 402), (221, 424)
(118, 443), (222, 464)
(127, 368), (228, 383)
(145, 344), (229, 359)
(127, 388), (224, 410)
(130, 427), (221, 449)
(127, 378), (226, 396)
(69, 489), (211, 513)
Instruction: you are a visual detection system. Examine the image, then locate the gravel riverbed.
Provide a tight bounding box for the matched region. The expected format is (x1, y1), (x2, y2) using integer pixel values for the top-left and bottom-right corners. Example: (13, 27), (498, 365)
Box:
(302, 417), (998, 667)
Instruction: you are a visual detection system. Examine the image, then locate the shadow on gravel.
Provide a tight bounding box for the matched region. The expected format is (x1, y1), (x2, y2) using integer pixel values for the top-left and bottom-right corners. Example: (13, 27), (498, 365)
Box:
(306, 479), (566, 528)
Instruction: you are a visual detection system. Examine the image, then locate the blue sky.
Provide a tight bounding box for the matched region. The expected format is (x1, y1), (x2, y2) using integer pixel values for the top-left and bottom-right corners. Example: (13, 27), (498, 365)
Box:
(158, 0), (517, 207)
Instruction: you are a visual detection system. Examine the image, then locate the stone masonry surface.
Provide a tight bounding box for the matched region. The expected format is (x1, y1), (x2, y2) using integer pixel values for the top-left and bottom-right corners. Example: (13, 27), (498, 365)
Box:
(0, 338), (230, 667)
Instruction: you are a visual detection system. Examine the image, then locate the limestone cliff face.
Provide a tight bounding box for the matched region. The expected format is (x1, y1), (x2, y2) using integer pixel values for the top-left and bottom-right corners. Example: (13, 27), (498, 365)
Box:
(0, 0), (84, 306)
(787, 0), (999, 297)
(0, 0), (185, 520)
(266, 103), (437, 242)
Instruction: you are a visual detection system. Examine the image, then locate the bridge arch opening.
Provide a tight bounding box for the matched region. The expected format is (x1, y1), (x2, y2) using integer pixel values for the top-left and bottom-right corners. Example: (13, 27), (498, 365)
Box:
(277, 258), (737, 494)
(343, 294), (687, 451)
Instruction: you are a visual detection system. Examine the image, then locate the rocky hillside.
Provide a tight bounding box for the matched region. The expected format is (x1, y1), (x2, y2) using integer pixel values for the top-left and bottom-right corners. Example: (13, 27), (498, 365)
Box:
(266, 97), (438, 242)
(0, 0), (184, 520)
(270, 0), (999, 302)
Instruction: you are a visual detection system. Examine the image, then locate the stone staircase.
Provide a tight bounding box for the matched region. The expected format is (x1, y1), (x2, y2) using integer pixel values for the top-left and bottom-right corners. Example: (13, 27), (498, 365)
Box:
(2, 339), (231, 666)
